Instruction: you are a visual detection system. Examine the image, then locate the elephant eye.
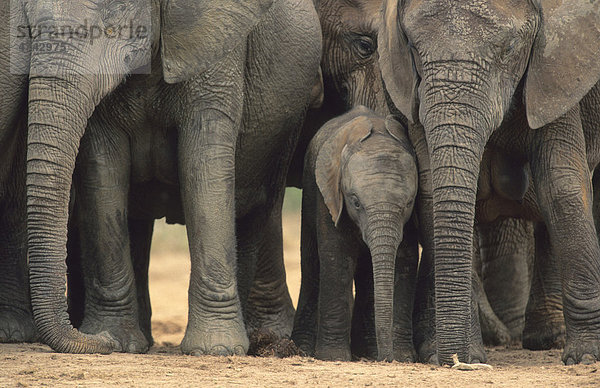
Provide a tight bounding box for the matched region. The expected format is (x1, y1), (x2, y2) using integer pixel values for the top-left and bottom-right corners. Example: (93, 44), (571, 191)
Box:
(353, 36), (376, 59)
(351, 195), (362, 209)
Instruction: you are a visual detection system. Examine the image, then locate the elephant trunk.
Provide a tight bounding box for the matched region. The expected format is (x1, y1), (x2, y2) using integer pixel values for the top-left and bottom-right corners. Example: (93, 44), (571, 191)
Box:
(422, 88), (492, 364)
(27, 71), (113, 353)
(366, 207), (403, 362)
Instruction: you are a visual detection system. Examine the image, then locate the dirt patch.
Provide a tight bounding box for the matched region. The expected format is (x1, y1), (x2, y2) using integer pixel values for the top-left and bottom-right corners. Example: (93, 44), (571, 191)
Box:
(248, 328), (304, 358)
(2, 344), (600, 387)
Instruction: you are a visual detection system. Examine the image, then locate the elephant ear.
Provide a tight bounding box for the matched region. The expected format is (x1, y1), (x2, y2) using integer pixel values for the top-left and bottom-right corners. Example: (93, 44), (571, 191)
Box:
(316, 115), (374, 227)
(383, 115), (409, 144)
(378, 0), (417, 123)
(161, 0), (274, 83)
(525, 0), (600, 129)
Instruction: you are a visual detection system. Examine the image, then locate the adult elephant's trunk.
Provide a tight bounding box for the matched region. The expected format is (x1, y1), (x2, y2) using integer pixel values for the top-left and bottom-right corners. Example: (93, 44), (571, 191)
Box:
(366, 208), (402, 362)
(27, 72), (113, 353)
(421, 81), (492, 364)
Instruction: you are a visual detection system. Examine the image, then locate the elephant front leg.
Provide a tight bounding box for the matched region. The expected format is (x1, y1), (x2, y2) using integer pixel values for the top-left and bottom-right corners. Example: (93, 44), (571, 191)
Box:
(314, 215), (357, 361)
(530, 107), (600, 365)
(178, 108), (247, 356)
(75, 129), (148, 353)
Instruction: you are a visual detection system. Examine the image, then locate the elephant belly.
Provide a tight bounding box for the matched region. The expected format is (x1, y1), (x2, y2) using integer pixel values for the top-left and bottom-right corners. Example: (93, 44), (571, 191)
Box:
(129, 180), (184, 224)
(129, 120), (179, 187)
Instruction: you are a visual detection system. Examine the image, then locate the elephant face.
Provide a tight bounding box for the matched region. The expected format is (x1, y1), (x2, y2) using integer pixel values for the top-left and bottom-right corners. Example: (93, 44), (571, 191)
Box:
(377, 0), (600, 364)
(340, 134), (416, 245)
(316, 107), (417, 245)
(317, 0), (387, 113)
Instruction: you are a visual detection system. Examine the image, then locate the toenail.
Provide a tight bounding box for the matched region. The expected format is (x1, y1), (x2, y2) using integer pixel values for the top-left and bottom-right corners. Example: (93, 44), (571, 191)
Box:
(210, 346), (230, 356)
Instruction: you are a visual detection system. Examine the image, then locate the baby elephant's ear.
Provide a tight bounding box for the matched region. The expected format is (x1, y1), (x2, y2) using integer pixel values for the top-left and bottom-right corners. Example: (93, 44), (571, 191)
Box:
(316, 116), (373, 226)
(384, 116), (409, 143)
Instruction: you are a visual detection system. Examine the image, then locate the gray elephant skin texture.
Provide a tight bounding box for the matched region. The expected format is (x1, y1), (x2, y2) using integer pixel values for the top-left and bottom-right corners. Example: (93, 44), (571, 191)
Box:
(295, 0), (536, 360)
(378, 0), (600, 365)
(293, 106), (418, 362)
(17, 0), (321, 356)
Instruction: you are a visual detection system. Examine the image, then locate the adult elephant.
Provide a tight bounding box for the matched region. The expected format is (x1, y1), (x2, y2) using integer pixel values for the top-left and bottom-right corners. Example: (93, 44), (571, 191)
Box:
(20, 0), (321, 355)
(379, 0), (600, 365)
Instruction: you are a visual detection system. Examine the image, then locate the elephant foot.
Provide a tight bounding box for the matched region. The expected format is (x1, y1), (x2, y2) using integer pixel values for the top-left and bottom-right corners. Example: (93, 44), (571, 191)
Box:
(0, 309), (37, 343)
(480, 309), (512, 346)
(562, 335), (600, 365)
(394, 344), (417, 363)
(79, 318), (149, 353)
(245, 295), (295, 340)
(468, 340), (487, 364)
(416, 335), (437, 364)
(350, 336), (378, 360)
(181, 314), (249, 356)
(315, 344), (352, 361)
(522, 316), (565, 350)
(290, 331), (315, 357)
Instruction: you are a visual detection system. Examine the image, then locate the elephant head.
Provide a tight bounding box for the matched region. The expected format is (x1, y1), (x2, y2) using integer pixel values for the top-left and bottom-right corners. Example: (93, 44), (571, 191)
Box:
(377, 0), (600, 364)
(316, 107), (417, 361)
(316, 0), (388, 115)
(16, 0), (275, 353)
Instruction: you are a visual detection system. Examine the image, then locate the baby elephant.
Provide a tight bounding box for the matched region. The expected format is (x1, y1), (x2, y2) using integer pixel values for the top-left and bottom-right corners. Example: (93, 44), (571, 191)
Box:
(292, 106), (419, 362)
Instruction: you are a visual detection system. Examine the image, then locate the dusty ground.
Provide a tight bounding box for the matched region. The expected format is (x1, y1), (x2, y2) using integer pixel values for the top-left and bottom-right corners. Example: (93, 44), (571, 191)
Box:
(1, 189), (600, 387)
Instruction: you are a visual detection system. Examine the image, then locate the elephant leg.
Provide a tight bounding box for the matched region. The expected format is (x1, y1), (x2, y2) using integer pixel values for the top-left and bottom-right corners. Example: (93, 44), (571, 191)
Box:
(291, 186), (320, 355)
(129, 218), (155, 347)
(0, 194), (36, 343)
(351, 253), (377, 360)
(75, 127), (148, 353)
(242, 197), (295, 340)
(522, 223), (565, 350)
(473, 225), (512, 347)
(529, 106), (600, 365)
(392, 222), (419, 362)
(479, 218), (534, 342)
(315, 236), (357, 361)
(178, 101), (247, 356)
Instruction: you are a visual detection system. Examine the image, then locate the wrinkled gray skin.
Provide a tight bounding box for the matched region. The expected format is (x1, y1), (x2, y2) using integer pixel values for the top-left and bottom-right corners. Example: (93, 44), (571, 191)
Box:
(290, 0), (534, 359)
(379, 0), (600, 365)
(291, 0), (420, 361)
(0, 2), (33, 343)
(477, 218), (535, 346)
(21, 0), (321, 355)
(295, 107), (418, 362)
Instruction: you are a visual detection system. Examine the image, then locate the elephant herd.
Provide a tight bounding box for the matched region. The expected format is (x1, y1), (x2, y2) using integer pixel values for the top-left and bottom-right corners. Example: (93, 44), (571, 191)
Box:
(1, 0), (600, 368)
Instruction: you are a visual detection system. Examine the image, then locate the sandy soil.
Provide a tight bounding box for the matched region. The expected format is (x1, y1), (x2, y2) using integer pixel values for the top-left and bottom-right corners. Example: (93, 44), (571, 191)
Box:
(1, 192), (599, 387)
